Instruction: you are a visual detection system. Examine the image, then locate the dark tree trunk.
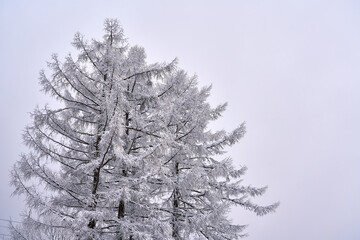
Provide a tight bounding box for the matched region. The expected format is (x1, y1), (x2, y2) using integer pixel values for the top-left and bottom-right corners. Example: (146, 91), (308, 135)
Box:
(172, 161), (180, 240)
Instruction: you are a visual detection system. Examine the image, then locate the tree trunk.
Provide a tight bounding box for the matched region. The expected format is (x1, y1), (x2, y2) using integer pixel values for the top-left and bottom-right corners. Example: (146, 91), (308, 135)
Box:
(172, 162), (180, 240)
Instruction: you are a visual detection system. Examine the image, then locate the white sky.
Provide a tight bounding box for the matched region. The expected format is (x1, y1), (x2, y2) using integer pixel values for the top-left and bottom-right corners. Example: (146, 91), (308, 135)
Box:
(1, 1), (360, 239)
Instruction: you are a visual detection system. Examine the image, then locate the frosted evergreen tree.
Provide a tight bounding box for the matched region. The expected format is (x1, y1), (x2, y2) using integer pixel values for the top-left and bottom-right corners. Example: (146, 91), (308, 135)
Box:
(11, 19), (278, 240)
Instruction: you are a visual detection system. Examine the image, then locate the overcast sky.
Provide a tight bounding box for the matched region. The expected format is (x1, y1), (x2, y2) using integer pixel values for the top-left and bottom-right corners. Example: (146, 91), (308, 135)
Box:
(1, 0), (360, 239)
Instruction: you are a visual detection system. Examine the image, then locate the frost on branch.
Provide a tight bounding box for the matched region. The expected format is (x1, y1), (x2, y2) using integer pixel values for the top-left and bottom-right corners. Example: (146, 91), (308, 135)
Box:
(11, 19), (278, 240)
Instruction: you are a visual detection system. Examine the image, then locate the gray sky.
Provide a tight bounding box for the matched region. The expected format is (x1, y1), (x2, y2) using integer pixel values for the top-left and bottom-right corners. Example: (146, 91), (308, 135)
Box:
(1, 0), (360, 239)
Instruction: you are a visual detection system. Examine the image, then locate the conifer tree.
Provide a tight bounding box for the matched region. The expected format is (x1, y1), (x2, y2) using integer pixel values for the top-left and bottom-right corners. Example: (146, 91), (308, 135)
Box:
(11, 19), (278, 240)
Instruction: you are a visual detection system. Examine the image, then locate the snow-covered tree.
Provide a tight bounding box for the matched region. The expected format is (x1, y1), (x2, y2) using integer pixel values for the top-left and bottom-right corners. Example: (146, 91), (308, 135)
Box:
(11, 19), (278, 240)
(10, 215), (73, 240)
